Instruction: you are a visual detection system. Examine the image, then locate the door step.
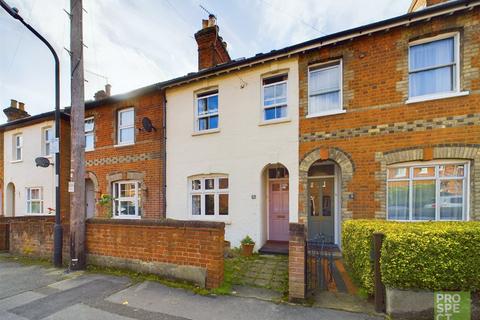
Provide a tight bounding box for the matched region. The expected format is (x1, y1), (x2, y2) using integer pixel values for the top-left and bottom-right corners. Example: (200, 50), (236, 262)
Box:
(258, 241), (289, 255)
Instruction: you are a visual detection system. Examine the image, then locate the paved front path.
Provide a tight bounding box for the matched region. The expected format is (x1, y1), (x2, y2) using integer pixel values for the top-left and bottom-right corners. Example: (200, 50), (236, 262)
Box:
(0, 260), (382, 320)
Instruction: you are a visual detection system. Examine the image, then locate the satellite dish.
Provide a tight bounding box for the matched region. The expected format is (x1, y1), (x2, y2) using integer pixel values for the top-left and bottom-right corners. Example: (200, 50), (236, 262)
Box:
(35, 157), (53, 168)
(142, 117), (156, 132)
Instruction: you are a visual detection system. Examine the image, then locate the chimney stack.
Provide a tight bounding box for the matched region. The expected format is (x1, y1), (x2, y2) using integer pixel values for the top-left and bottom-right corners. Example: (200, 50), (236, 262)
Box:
(94, 84), (112, 101)
(3, 99), (30, 122)
(194, 14), (231, 70)
(408, 0), (450, 12)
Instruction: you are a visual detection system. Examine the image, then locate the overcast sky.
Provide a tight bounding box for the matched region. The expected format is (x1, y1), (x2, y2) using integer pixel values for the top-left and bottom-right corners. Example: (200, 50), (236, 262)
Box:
(0, 0), (411, 122)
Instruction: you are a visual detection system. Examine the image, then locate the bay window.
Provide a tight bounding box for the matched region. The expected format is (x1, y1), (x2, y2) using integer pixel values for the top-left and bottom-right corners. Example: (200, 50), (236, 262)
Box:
(112, 181), (141, 218)
(190, 176), (229, 217)
(409, 33), (459, 99)
(196, 90), (219, 132)
(387, 162), (468, 221)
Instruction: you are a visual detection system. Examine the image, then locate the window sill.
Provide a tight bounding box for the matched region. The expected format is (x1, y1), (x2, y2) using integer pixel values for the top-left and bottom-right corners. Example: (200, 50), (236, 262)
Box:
(406, 91), (469, 104)
(113, 216), (141, 220)
(192, 128), (220, 136)
(114, 142), (135, 148)
(10, 160), (23, 164)
(259, 118), (291, 126)
(85, 148), (95, 153)
(306, 109), (346, 119)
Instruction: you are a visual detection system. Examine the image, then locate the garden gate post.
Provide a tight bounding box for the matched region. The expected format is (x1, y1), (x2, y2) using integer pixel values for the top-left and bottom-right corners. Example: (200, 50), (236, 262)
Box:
(373, 232), (385, 313)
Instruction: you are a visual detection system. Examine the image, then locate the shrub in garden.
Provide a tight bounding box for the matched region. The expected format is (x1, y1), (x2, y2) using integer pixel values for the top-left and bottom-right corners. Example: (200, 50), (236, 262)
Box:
(342, 220), (480, 295)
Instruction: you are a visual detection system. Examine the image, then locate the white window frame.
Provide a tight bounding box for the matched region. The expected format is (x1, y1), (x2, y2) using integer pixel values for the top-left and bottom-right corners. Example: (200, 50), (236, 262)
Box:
(307, 59), (345, 118)
(85, 117), (95, 151)
(112, 180), (141, 219)
(387, 160), (469, 222)
(261, 74), (288, 122)
(13, 134), (23, 162)
(26, 187), (43, 214)
(42, 127), (53, 156)
(195, 90), (219, 133)
(407, 32), (468, 103)
(117, 108), (135, 145)
(189, 175), (229, 219)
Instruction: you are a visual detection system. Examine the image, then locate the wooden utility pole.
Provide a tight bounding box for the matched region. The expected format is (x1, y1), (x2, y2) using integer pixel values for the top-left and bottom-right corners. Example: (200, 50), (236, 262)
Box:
(69, 0), (86, 270)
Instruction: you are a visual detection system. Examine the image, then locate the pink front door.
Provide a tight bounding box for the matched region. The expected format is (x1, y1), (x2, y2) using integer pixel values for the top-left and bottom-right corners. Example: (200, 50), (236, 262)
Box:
(269, 180), (289, 241)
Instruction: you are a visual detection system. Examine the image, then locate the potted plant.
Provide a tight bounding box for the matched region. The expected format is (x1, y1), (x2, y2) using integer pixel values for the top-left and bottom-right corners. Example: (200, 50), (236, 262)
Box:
(240, 235), (255, 257)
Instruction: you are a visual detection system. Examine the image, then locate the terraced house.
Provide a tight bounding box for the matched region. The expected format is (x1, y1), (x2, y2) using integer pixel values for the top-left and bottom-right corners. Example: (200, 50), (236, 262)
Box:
(0, 0), (478, 298)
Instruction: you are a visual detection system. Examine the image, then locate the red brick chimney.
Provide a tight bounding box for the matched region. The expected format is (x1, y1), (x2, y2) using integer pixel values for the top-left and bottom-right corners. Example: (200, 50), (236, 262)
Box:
(408, 0), (451, 12)
(194, 14), (231, 70)
(3, 99), (30, 122)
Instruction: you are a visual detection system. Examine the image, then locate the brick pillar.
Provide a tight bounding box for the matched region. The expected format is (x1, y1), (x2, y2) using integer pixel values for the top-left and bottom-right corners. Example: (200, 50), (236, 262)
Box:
(289, 223), (306, 301)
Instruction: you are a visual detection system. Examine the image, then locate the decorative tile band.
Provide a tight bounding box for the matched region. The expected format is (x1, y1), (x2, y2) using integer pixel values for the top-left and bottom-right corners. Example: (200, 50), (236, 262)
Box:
(86, 152), (160, 166)
(301, 113), (480, 142)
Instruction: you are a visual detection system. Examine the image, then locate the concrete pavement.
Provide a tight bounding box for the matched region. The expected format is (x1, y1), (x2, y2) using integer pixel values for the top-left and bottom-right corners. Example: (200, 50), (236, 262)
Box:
(0, 259), (383, 320)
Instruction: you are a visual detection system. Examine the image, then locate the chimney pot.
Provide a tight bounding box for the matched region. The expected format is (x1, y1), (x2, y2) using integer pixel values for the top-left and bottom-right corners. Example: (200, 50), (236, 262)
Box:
(105, 84), (112, 97)
(208, 14), (216, 27)
(18, 102), (25, 111)
(10, 99), (18, 109)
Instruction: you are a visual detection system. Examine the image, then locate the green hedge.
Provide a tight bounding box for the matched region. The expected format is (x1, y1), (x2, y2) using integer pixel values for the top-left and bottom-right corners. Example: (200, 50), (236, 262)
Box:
(342, 220), (480, 295)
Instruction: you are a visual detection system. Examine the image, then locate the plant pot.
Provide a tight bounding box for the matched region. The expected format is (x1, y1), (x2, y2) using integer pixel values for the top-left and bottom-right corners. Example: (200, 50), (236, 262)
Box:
(241, 243), (255, 257)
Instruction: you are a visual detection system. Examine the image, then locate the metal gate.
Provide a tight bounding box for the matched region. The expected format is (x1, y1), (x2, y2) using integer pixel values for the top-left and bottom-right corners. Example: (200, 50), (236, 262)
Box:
(306, 234), (335, 293)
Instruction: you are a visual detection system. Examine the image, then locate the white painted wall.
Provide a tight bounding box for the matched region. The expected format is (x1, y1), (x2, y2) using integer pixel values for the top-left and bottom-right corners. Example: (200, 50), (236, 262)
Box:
(3, 120), (56, 217)
(166, 58), (299, 248)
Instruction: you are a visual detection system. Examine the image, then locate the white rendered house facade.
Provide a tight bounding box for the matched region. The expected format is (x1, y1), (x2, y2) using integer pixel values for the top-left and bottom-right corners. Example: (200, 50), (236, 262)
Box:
(3, 120), (56, 217)
(166, 57), (299, 248)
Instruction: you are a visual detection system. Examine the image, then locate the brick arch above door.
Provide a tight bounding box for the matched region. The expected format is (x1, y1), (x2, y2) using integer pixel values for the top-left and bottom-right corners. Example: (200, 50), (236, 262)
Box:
(299, 147), (355, 225)
(374, 144), (480, 220)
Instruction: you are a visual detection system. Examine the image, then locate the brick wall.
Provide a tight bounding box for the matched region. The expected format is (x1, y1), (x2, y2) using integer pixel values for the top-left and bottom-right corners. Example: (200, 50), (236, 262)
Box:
(0, 223), (8, 250)
(289, 223), (306, 301)
(86, 219), (225, 288)
(0, 216), (69, 258)
(85, 91), (165, 219)
(298, 8), (480, 222)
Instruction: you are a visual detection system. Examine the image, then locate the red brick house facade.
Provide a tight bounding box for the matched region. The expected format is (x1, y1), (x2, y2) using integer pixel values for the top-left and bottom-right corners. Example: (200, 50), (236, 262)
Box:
(84, 87), (165, 220)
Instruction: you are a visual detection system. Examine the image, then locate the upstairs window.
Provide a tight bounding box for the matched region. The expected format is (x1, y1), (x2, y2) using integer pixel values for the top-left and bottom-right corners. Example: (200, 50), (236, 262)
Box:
(112, 181), (141, 218)
(263, 74), (288, 121)
(196, 90), (218, 132)
(190, 176), (229, 217)
(13, 134), (22, 161)
(85, 117), (95, 151)
(26, 187), (43, 214)
(409, 34), (459, 98)
(308, 61), (342, 116)
(43, 127), (53, 156)
(387, 161), (468, 221)
(117, 108), (134, 145)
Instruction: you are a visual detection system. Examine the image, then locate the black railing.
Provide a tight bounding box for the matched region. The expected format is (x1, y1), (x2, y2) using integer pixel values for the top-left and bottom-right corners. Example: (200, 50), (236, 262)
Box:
(306, 233), (336, 293)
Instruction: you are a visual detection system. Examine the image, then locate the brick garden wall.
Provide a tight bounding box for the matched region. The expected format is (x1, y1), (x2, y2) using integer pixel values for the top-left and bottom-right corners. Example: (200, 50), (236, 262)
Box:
(85, 91), (165, 219)
(86, 219), (225, 288)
